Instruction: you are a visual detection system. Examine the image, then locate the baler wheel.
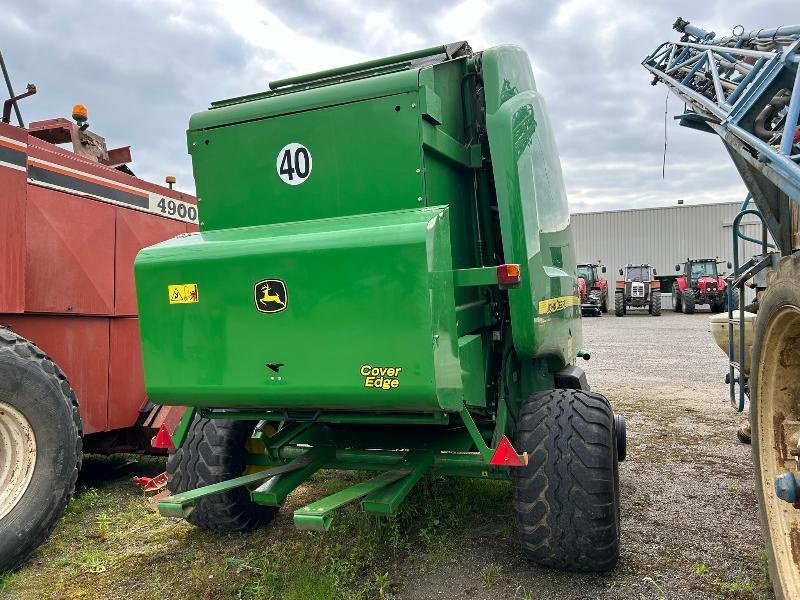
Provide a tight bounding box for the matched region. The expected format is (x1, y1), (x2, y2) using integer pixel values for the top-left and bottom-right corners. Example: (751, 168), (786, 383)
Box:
(167, 417), (278, 531)
(513, 389), (620, 572)
(614, 293), (625, 317)
(0, 328), (82, 572)
(682, 290), (696, 314)
(651, 292), (661, 316)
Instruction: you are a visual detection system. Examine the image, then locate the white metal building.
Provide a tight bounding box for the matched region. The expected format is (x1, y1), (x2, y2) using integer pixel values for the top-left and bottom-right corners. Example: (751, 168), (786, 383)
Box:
(571, 201), (770, 306)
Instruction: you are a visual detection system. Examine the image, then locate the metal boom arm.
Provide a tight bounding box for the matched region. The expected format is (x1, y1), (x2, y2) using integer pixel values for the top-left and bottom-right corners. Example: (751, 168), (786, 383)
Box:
(643, 17), (800, 255)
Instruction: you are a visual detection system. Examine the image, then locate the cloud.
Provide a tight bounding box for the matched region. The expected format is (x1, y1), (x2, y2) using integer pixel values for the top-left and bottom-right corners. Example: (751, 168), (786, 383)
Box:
(1, 0), (795, 211)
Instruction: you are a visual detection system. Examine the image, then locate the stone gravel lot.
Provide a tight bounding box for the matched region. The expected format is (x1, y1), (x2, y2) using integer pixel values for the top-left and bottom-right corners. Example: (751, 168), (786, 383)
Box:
(397, 310), (771, 600)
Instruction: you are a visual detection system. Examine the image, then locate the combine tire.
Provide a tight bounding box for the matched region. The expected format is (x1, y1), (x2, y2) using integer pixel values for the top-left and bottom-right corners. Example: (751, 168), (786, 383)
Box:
(682, 290), (696, 314)
(0, 329), (82, 572)
(167, 417), (278, 531)
(513, 389), (620, 572)
(673, 289), (682, 312)
(749, 254), (800, 599)
(650, 293), (661, 316)
(614, 293), (625, 317)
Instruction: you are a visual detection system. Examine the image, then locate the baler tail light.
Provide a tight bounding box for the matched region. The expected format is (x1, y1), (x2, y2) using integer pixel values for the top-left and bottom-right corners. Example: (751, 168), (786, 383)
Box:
(497, 263), (521, 286)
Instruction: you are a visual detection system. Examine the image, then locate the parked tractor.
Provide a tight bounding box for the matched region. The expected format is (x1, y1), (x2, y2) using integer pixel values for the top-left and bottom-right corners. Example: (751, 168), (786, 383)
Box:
(577, 262), (608, 316)
(135, 43), (626, 571)
(614, 264), (661, 316)
(673, 258), (735, 314)
(0, 54), (193, 571)
(646, 17), (800, 597)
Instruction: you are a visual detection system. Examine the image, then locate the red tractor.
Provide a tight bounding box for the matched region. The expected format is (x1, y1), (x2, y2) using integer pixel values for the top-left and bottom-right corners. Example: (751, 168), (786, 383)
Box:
(577, 263), (608, 316)
(673, 258), (736, 314)
(0, 58), (195, 571)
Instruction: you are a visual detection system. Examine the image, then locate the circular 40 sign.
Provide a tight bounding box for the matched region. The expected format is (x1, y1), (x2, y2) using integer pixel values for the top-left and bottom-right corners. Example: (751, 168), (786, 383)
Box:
(276, 143), (312, 185)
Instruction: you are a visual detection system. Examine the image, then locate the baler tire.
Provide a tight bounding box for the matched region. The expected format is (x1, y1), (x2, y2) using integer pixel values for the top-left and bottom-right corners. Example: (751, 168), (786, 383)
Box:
(614, 293), (625, 317)
(513, 389), (620, 572)
(673, 290), (682, 312)
(167, 418), (278, 532)
(0, 328), (82, 572)
(651, 292), (661, 316)
(682, 290), (695, 314)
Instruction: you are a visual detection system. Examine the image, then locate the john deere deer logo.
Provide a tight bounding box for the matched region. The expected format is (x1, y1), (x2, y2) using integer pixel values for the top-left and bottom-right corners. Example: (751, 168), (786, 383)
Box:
(254, 279), (288, 313)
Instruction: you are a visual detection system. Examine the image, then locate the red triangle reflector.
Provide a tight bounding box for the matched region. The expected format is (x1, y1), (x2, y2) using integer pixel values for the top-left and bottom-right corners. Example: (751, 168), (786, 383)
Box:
(490, 435), (525, 467)
(151, 424), (175, 449)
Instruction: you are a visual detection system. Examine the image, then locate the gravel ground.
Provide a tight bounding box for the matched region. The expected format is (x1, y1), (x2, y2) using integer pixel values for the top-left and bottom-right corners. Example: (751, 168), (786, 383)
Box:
(396, 310), (771, 600)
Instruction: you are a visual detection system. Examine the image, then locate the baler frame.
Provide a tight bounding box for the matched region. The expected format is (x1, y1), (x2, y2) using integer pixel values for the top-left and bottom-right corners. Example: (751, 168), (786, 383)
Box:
(157, 405), (524, 530)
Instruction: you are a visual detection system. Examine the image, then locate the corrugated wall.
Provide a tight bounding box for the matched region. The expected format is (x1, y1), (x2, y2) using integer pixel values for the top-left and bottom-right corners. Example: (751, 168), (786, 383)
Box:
(571, 202), (770, 304)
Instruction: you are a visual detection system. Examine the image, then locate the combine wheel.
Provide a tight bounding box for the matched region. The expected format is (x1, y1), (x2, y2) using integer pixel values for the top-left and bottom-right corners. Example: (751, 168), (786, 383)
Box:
(513, 389), (620, 572)
(167, 417), (278, 531)
(614, 293), (625, 317)
(750, 255), (800, 599)
(0, 329), (82, 572)
(673, 289), (682, 312)
(682, 290), (696, 314)
(650, 292), (661, 316)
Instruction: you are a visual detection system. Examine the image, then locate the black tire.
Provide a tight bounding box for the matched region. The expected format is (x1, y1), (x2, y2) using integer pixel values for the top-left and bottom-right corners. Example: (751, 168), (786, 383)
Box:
(650, 292), (661, 316)
(673, 289), (682, 312)
(0, 329), (82, 572)
(682, 290), (695, 314)
(513, 389), (620, 572)
(600, 290), (609, 314)
(749, 255), (800, 599)
(614, 293), (625, 317)
(167, 417), (278, 531)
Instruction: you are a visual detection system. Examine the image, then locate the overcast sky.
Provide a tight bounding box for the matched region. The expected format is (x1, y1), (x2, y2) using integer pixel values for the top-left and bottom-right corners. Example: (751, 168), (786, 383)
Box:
(2, 0), (796, 212)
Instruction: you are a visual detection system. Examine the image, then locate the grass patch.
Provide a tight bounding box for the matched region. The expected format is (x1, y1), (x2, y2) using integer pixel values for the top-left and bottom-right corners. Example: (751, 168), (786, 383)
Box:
(4, 456), (511, 600)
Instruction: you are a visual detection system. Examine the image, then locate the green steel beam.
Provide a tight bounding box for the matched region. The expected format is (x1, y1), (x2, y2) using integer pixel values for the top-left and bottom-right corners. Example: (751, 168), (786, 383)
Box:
(170, 407), (196, 449)
(362, 449), (434, 515)
(459, 409), (493, 462)
(294, 469), (411, 531)
(157, 454), (314, 519)
(199, 409), (449, 426)
(250, 447), (332, 507)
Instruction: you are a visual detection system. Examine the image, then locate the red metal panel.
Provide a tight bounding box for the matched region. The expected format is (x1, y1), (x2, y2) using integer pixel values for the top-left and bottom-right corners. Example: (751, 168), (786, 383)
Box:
(0, 123), (28, 313)
(0, 315), (109, 434)
(25, 186), (115, 315)
(115, 209), (186, 316)
(108, 318), (147, 430)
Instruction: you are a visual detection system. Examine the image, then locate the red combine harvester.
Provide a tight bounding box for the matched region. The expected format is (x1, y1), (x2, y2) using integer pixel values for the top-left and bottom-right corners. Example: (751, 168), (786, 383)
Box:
(673, 258), (736, 313)
(0, 60), (196, 571)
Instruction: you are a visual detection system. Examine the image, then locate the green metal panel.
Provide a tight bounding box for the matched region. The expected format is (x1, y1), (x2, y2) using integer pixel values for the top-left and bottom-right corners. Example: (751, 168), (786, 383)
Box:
(189, 91), (424, 231)
(135, 206), (461, 412)
(458, 334), (486, 408)
(482, 45), (582, 364)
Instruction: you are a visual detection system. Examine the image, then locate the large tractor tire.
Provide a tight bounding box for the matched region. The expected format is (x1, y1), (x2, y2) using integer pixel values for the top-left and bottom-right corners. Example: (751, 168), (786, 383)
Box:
(710, 298), (725, 313)
(673, 289), (682, 312)
(729, 290), (740, 311)
(614, 293), (625, 317)
(749, 254), (800, 599)
(650, 292), (661, 316)
(601, 291), (609, 314)
(682, 290), (696, 314)
(167, 417), (278, 531)
(513, 389), (620, 572)
(0, 329), (82, 572)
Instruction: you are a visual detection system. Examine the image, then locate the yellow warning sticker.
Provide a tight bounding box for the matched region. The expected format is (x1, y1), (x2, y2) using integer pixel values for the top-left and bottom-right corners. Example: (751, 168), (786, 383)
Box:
(537, 295), (579, 315)
(168, 283), (198, 304)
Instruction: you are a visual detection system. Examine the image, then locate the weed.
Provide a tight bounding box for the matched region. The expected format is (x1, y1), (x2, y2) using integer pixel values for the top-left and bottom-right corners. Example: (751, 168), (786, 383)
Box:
(694, 562), (709, 576)
(482, 562), (503, 587)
